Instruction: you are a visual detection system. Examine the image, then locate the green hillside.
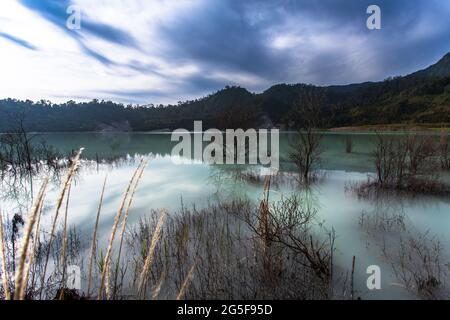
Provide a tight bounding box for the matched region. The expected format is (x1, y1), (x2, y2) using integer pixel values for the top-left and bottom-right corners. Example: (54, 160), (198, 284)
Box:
(1, 53), (450, 132)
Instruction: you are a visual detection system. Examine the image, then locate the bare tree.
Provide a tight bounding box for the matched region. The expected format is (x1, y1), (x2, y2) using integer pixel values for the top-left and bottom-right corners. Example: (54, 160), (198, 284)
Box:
(289, 90), (328, 184)
(373, 133), (438, 186)
(235, 178), (333, 283)
(365, 133), (450, 195)
(0, 115), (33, 174)
(0, 113), (62, 177)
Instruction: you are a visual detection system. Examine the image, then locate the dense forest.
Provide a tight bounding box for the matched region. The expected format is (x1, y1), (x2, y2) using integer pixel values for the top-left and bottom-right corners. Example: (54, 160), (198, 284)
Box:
(1, 52), (450, 132)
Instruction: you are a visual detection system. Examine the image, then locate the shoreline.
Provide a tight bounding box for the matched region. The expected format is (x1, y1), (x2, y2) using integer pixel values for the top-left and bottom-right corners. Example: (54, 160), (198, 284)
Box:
(0, 124), (449, 135)
(328, 124), (450, 133)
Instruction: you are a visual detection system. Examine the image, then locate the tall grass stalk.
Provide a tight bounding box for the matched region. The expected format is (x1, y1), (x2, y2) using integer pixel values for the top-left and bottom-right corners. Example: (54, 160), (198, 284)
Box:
(22, 194), (45, 298)
(113, 159), (148, 298)
(176, 262), (196, 300)
(40, 148), (82, 298)
(0, 210), (11, 300)
(87, 175), (107, 296)
(152, 269), (166, 300)
(138, 208), (168, 299)
(58, 183), (71, 300)
(99, 159), (143, 299)
(14, 178), (48, 300)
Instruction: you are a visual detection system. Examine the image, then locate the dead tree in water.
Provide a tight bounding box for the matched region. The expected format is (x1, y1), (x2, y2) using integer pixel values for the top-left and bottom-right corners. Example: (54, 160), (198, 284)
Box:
(370, 133), (449, 194)
(289, 90), (328, 184)
(237, 180), (333, 283)
(0, 118), (33, 174)
(0, 115), (37, 199)
(0, 114), (62, 181)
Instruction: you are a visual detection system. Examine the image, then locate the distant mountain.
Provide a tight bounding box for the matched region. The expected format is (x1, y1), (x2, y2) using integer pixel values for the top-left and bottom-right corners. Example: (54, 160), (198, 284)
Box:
(409, 52), (450, 78)
(1, 52), (450, 132)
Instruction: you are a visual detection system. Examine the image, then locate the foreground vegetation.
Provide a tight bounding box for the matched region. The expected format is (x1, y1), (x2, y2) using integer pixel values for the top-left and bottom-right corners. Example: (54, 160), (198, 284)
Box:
(1, 127), (450, 300)
(347, 133), (450, 197)
(359, 197), (450, 299)
(0, 151), (347, 300)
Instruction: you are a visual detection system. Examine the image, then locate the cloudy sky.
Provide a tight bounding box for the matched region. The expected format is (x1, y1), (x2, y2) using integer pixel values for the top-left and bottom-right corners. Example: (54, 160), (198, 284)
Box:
(0, 0), (449, 105)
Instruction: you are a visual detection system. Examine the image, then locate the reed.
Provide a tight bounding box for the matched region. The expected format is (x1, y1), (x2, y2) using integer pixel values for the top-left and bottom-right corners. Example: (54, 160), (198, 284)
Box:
(40, 148), (82, 298)
(14, 177), (48, 300)
(126, 196), (334, 300)
(113, 159), (148, 298)
(21, 194), (45, 298)
(87, 175), (107, 296)
(138, 208), (168, 299)
(0, 210), (11, 300)
(152, 269), (166, 300)
(98, 159), (143, 299)
(176, 262), (196, 300)
(58, 183), (71, 300)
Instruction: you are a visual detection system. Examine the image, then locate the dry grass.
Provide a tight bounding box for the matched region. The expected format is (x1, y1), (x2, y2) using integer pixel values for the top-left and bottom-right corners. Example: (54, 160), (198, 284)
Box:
(87, 175), (107, 296)
(0, 210), (11, 300)
(176, 262), (196, 300)
(1, 174), (339, 300)
(151, 269), (166, 300)
(0, 148), (345, 300)
(137, 208), (168, 299)
(21, 193), (46, 299)
(125, 197), (335, 299)
(40, 149), (83, 298)
(14, 177), (48, 300)
(98, 159), (144, 299)
(359, 203), (450, 299)
(112, 159), (148, 298)
(58, 183), (72, 300)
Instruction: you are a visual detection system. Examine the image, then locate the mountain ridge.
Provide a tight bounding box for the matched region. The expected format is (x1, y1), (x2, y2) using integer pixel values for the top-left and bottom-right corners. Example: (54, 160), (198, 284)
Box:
(1, 52), (450, 131)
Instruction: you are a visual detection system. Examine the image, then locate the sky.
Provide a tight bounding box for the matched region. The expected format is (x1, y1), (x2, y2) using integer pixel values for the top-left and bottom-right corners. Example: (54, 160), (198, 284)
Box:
(0, 0), (449, 105)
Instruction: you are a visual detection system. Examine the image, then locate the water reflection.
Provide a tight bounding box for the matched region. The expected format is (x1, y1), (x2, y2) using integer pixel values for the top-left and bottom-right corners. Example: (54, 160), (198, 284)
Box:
(1, 132), (450, 299)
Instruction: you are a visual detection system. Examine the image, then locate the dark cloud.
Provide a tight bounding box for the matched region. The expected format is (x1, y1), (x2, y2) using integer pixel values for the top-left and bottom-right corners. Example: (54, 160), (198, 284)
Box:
(77, 39), (115, 66)
(0, 31), (37, 50)
(158, 0), (450, 88)
(158, 0), (287, 79)
(19, 0), (138, 48)
(13, 0), (450, 103)
(18, 0), (139, 66)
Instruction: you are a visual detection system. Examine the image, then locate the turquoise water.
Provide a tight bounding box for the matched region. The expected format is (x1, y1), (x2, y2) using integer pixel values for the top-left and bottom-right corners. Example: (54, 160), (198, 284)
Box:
(1, 132), (449, 299)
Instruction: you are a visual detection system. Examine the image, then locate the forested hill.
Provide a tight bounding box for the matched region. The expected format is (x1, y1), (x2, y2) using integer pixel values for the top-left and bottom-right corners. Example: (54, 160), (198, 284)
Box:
(1, 52), (450, 132)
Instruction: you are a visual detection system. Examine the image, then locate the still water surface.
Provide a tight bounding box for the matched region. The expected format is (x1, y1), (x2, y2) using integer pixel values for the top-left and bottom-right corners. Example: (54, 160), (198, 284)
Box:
(1, 132), (449, 299)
